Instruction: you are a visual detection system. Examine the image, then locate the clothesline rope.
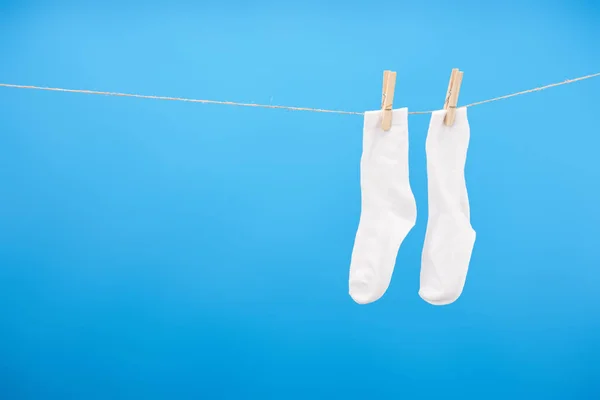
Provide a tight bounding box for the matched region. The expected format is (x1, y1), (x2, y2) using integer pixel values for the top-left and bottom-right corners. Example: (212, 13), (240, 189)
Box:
(1, 72), (599, 115)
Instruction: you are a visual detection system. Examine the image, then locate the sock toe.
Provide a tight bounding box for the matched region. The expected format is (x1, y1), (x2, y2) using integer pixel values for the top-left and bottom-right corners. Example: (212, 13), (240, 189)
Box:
(349, 280), (385, 305)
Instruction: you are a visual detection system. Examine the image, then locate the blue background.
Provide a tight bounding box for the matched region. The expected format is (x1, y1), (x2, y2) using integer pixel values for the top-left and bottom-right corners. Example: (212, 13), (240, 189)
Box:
(1, 0), (599, 398)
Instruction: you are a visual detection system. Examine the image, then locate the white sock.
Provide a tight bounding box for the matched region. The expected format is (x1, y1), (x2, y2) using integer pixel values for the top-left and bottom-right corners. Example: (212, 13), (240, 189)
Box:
(349, 108), (417, 304)
(419, 107), (476, 305)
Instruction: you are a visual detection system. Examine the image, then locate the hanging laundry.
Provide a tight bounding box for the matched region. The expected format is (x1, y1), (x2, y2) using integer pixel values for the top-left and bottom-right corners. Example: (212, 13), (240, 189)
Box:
(348, 108), (417, 304)
(419, 107), (476, 305)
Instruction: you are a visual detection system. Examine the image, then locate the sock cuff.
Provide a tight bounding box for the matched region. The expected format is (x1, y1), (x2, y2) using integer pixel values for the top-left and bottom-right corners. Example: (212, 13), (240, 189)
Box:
(364, 108), (408, 131)
(429, 107), (468, 130)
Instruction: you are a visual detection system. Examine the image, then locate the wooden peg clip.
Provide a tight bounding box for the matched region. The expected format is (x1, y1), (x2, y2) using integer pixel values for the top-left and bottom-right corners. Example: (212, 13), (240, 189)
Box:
(443, 68), (464, 126)
(381, 70), (397, 131)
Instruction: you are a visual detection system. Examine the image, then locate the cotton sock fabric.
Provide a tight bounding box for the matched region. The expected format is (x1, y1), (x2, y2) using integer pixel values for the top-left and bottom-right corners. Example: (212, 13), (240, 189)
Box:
(349, 108), (417, 304)
(419, 107), (476, 306)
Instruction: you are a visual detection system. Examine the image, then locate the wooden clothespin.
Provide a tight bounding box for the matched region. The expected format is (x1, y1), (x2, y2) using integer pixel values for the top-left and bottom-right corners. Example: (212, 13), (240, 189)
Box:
(381, 70), (397, 131)
(443, 68), (464, 126)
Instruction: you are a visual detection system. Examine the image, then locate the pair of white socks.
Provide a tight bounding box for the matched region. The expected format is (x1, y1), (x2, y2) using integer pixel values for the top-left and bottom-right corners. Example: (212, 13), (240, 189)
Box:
(348, 107), (476, 305)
